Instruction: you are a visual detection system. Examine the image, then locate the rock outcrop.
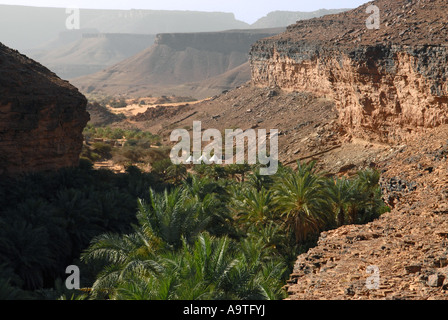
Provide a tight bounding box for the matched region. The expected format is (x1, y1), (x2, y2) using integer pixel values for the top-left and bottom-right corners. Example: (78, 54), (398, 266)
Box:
(0, 43), (89, 175)
(285, 124), (448, 300)
(250, 0), (448, 143)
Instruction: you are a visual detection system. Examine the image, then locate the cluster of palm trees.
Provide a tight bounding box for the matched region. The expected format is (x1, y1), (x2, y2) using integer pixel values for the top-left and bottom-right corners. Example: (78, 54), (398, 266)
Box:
(75, 161), (389, 300)
(0, 165), (167, 299)
(0, 155), (388, 300)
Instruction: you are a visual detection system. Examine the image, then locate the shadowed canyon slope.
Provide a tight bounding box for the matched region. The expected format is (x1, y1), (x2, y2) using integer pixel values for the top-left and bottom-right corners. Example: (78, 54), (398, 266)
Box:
(72, 29), (284, 99)
(250, 0), (448, 144)
(0, 43), (89, 176)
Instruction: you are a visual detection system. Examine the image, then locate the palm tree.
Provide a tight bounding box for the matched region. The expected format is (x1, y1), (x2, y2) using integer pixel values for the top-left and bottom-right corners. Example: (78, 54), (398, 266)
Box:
(356, 168), (381, 193)
(205, 164), (229, 181)
(181, 175), (238, 238)
(231, 187), (277, 228)
(183, 174), (231, 201)
(226, 163), (252, 182)
(325, 177), (355, 227)
(192, 163), (209, 178)
(0, 219), (54, 290)
(53, 188), (103, 255)
(177, 233), (237, 299)
(81, 187), (216, 298)
(0, 278), (29, 300)
(0, 264), (29, 300)
(247, 169), (274, 192)
(273, 161), (331, 244)
(220, 236), (287, 300)
(166, 164), (187, 185)
(114, 269), (185, 300)
(80, 231), (162, 299)
(352, 169), (389, 224)
(137, 188), (211, 249)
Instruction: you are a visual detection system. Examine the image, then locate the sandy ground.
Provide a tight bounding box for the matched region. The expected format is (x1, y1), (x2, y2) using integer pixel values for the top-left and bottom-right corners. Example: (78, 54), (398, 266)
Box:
(107, 98), (210, 117)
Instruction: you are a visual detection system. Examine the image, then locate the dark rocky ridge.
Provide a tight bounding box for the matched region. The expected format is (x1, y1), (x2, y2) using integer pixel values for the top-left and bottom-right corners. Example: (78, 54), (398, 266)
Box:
(0, 43), (89, 175)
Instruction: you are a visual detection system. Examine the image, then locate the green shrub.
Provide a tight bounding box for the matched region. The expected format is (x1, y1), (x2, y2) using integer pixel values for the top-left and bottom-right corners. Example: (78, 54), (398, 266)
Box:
(92, 142), (113, 160)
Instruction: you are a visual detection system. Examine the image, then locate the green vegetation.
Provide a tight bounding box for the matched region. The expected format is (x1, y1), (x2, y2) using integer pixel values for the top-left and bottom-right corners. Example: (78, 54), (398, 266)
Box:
(81, 124), (164, 166)
(0, 164), (167, 299)
(0, 156), (389, 300)
(88, 97), (127, 109)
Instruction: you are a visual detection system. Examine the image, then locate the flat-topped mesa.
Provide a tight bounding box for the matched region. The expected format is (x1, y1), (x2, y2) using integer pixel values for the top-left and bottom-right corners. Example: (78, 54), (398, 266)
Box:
(154, 29), (285, 54)
(0, 43), (89, 176)
(250, 0), (448, 143)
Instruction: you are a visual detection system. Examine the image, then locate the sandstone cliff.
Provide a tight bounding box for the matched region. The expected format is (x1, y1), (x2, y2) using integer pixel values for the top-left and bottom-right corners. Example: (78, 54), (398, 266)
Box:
(250, 0), (448, 143)
(0, 43), (89, 175)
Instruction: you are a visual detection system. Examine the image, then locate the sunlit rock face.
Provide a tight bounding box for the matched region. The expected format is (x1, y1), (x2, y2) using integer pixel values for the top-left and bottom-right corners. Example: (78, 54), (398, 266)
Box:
(250, 0), (448, 143)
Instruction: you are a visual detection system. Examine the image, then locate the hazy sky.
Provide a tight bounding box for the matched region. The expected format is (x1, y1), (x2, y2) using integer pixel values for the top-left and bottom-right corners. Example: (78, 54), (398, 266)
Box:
(0, 0), (369, 24)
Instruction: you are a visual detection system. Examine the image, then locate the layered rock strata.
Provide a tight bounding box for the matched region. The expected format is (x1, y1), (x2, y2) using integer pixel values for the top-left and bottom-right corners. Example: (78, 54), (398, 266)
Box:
(0, 43), (89, 175)
(250, 0), (448, 143)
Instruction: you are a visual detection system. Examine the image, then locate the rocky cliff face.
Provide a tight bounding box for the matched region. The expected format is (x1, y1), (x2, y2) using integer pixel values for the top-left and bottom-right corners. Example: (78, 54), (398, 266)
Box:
(285, 124), (448, 300)
(0, 43), (89, 175)
(250, 0), (448, 143)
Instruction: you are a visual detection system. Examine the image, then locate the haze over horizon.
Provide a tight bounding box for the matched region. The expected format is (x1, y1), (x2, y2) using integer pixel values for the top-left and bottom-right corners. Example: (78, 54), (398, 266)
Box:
(0, 0), (369, 24)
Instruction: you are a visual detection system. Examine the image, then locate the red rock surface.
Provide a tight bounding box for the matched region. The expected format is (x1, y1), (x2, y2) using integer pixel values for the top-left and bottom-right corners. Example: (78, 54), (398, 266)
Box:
(0, 43), (89, 175)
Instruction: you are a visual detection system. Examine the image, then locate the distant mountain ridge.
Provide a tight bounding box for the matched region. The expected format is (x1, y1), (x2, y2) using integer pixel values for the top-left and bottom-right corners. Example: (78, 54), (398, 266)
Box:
(71, 29), (284, 99)
(0, 5), (249, 51)
(27, 33), (156, 80)
(0, 5), (351, 51)
(0, 4), (352, 98)
(250, 9), (350, 29)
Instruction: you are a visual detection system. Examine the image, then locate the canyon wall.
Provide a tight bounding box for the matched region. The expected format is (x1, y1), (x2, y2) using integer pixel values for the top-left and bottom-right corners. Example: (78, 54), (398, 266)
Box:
(251, 42), (448, 143)
(0, 43), (89, 175)
(250, 0), (448, 143)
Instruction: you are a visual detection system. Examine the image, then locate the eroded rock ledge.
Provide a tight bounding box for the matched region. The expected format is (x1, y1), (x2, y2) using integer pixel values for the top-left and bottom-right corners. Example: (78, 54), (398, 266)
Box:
(250, 0), (448, 143)
(0, 43), (89, 175)
(251, 42), (448, 143)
